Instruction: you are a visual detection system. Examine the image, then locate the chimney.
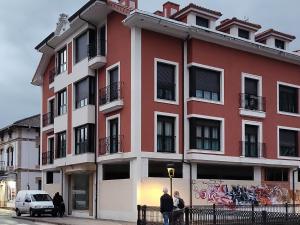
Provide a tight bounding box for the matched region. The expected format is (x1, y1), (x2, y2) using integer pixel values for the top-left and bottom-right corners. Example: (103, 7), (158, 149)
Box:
(163, 1), (180, 18)
(118, 0), (138, 9)
(154, 10), (163, 17)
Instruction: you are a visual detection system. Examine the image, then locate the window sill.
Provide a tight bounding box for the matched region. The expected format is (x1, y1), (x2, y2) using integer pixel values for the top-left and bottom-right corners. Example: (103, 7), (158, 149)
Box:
(187, 149), (224, 155)
(278, 111), (300, 118)
(187, 97), (224, 105)
(154, 98), (178, 105)
(239, 109), (266, 118)
(277, 156), (300, 160)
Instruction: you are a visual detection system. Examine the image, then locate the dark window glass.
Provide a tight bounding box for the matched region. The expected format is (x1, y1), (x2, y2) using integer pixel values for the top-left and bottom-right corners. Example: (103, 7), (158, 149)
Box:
(243, 78), (260, 110)
(279, 129), (298, 157)
(75, 77), (95, 109)
(109, 118), (119, 153)
(75, 124), (95, 155)
(197, 164), (254, 180)
(157, 116), (175, 153)
(244, 125), (259, 157)
(109, 67), (119, 102)
(265, 168), (289, 181)
(238, 29), (250, 39)
(103, 162), (130, 180)
(57, 47), (67, 74)
(196, 16), (209, 28)
(190, 118), (220, 151)
(56, 131), (66, 158)
(189, 66), (221, 101)
(279, 85), (298, 113)
(99, 26), (106, 56)
(46, 172), (53, 184)
(75, 32), (88, 63)
(38, 180), (42, 190)
(275, 39), (285, 50)
(57, 89), (67, 116)
(148, 161), (182, 178)
(157, 62), (176, 101)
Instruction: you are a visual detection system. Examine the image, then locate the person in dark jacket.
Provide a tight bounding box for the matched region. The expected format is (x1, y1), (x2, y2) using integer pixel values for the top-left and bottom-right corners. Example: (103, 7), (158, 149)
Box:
(53, 192), (65, 217)
(160, 187), (174, 225)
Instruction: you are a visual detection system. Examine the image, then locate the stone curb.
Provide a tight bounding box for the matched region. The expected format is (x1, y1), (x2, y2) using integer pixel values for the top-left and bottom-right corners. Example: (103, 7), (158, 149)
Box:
(12, 216), (69, 225)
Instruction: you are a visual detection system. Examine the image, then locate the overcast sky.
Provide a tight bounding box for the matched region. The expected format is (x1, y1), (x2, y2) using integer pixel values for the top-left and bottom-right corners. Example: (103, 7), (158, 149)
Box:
(0, 0), (299, 127)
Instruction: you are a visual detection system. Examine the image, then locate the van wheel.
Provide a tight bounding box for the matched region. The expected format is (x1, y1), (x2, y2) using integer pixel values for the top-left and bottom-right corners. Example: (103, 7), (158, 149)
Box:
(16, 209), (21, 217)
(30, 209), (35, 217)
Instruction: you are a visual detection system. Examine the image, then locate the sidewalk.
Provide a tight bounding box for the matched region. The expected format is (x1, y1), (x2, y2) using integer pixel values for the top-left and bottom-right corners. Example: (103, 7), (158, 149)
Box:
(13, 215), (136, 225)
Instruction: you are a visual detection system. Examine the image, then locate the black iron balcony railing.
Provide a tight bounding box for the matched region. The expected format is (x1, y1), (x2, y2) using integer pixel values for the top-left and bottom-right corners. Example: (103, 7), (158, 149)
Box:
(42, 150), (54, 165)
(88, 41), (106, 59)
(99, 82), (123, 106)
(42, 112), (54, 127)
(157, 135), (176, 153)
(99, 135), (123, 155)
(240, 141), (265, 158)
(240, 93), (266, 112)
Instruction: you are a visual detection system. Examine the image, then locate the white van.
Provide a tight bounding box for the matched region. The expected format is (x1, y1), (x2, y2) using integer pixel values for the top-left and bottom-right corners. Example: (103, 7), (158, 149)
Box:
(15, 190), (55, 217)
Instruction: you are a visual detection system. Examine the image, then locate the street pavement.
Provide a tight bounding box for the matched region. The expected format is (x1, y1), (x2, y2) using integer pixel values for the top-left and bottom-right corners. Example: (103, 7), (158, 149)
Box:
(0, 208), (135, 225)
(0, 208), (52, 225)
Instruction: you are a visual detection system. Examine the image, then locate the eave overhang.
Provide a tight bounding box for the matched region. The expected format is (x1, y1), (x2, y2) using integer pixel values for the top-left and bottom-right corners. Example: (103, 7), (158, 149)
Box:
(124, 10), (300, 66)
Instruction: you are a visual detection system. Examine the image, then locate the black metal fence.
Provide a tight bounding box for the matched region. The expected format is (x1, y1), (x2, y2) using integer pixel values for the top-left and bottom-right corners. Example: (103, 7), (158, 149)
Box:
(137, 204), (300, 225)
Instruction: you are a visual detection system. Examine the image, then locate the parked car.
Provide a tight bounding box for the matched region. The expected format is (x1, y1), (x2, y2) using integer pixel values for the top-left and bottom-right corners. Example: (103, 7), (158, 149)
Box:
(15, 190), (55, 217)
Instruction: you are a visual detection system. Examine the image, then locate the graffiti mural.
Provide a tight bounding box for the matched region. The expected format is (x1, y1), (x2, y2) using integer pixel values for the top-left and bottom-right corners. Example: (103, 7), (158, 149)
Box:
(193, 180), (290, 205)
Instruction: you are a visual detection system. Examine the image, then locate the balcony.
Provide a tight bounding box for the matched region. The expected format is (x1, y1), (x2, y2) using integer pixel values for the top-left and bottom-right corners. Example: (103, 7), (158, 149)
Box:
(240, 141), (265, 158)
(0, 161), (14, 172)
(87, 43), (106, 69)
(99, 135), (123, 155)
(42, 150), (54, 165)
(42, 112), (54, 127)
(99, 82), (124, 114)
(239, 93), (266, 118)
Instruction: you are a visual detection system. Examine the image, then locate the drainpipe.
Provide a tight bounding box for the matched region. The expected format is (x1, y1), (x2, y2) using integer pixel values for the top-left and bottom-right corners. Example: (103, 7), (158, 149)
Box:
(181, 35), (193, 207)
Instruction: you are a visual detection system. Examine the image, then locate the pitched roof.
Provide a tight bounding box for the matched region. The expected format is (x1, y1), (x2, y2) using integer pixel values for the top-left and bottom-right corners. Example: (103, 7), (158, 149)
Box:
(216, 17), (261, 31)
(0, 114), (40, 134)
(171, 3), (222, 19)
(256, 29), (296, 42)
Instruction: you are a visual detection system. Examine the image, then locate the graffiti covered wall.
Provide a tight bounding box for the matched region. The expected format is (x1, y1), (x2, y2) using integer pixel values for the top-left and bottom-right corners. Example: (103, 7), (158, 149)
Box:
(193, 180), (291, 205)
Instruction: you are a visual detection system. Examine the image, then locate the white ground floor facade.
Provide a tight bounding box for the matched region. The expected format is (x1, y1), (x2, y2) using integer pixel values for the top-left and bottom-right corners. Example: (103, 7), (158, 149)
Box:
(42, 157), (300, 222)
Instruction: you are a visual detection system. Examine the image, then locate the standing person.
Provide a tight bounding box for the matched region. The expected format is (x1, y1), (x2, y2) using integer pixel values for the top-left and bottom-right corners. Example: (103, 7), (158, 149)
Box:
(160, 187), (174, 225)
(173, 191), (185, 225)
(53, 192), (65, 217)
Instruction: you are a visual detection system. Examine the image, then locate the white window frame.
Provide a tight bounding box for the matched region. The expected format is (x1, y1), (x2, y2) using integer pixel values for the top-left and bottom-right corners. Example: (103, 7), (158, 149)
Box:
(154, 111), (179, 154)
(187, 62), (224, 105)
(241, 120), (263, 158)
(154, 58), (179, 105)
(277, 126), (300, 160)
(106, 114), (121, 138)
(277, 81), (300, 117)
(240, 73), (265, 118)
(187, 114), (225, 155)
(106, 62), (120, 86)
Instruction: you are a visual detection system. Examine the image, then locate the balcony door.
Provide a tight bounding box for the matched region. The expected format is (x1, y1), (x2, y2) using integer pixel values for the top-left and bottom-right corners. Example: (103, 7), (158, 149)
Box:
(109, 68), (119, 102)
(244, 78), (259, 110)
(244, 125), (259, 157)
(49, 99), (54, 123)
(109, 118), (119, 153)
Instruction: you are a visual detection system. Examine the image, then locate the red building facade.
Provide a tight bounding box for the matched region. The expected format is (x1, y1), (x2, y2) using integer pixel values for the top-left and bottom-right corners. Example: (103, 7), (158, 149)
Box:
(32, 0), (300, 221)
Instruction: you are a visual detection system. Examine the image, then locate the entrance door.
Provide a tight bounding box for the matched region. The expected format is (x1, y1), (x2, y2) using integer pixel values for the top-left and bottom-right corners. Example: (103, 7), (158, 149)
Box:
(72, 174), (89, 212)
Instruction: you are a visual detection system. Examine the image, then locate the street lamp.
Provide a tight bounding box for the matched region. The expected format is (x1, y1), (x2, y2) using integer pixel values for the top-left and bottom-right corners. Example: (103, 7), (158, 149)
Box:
(167, 164), (175, 196)
(292, 168), (300, 213)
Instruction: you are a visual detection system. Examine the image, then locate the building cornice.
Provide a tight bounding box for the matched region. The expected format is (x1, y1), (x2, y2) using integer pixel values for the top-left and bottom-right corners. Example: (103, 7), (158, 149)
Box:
(124, 10), (300, 66)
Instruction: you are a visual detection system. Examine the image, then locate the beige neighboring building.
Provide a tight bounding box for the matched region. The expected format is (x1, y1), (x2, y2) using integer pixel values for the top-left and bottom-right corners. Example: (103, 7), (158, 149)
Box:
(0, 115), (41, 208)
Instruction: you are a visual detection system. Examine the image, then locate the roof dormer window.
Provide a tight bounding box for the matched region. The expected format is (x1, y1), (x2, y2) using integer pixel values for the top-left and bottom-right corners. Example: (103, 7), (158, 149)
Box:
(196, 16), (209, 28)
(275, 39), (285, 50)
(238, 28), (250, 40)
